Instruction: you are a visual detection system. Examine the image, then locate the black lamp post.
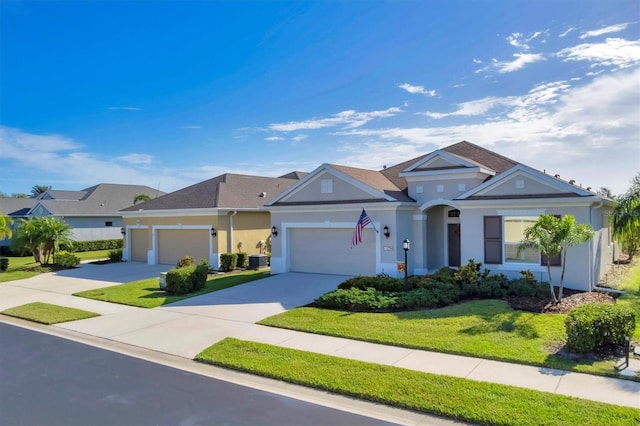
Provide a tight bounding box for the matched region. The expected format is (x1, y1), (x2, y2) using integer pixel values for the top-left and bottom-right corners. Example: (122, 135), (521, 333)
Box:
(403, 239), (410, 290)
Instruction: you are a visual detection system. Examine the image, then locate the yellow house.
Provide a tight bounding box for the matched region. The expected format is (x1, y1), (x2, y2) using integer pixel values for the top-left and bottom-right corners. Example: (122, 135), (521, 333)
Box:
(120, 173), (303, 268)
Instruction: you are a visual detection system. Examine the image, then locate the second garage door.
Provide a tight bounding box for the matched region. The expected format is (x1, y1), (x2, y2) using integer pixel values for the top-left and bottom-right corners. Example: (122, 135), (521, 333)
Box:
(289, 228), (376, 276)
(130, 229), (148, 262)
(157, 229), (209, 266)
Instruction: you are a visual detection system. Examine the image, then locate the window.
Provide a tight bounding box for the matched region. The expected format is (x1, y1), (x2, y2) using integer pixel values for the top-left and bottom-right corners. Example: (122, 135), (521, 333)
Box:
(105, 221), (113, 227)
(416, 185), (423, 194)
(436, 184), (444, 193)
(321, 179), (333, 194)
(458, 183), (466, 192)
(504, 216), (538, 263)
(484, 216), (502, 264)
(515, 179), (525, 189)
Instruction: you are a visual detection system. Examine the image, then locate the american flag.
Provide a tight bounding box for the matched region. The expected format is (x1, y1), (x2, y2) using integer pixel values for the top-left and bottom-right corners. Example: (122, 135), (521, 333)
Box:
(351, 209), (372, 247)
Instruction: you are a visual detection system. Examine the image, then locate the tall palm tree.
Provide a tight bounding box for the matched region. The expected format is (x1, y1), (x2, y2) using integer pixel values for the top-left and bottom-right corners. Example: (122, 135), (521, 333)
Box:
(519, 214), (594, 303)
(11, 217), (74, 264)
(30, 185), (51, 198)
(612, 174), (640, 259)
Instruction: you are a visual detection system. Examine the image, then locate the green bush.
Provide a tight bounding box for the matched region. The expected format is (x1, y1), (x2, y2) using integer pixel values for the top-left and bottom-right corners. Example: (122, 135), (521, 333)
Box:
(220, 253), (238, 272)
(108, 249), (122, 262)
(177, 255), (195, 268)
(60, 239), (123, 252)
(565, 303), (636, 352)
(236, 252), (248, 269)
(0, 257), (8, 271)
(165, 264), (209, 294)
(338, 275), (405, 292)
(53, 251), (81, 268)
(315, 288), (398, 311)
(192, 264), (209, 291)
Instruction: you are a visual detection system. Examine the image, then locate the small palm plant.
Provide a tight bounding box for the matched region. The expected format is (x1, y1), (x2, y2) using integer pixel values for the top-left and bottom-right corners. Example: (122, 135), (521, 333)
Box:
(518, 214), (594, 304)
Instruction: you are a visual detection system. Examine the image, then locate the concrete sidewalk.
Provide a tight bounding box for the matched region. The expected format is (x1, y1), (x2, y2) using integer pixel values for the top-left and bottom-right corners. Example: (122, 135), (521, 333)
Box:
(0, 265), (638, 411)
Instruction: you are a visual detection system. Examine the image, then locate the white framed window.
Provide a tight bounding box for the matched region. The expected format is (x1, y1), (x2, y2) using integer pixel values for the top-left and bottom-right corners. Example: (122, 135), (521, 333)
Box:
(416, 185), (423, 194)
(436, 184), (444, 193)
(457, 183), (466, 192)
(504, 216), (539, 264)
(515, 179), (525, 189)
(321, 179), (333, 194)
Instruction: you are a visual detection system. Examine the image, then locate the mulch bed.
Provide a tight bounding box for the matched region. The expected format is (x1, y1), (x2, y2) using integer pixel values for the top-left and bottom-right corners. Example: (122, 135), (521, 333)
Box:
(507, 288), (617, 314)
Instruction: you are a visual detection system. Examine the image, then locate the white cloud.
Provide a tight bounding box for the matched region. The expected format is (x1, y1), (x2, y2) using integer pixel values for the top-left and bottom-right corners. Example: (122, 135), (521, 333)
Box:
(108, 106), (141, 111)
(180, 125), (201, 129)
(0, 126), (81, 158)
(580, 23), (631, 39)
(398, 83), (437, 96)
(494, 53), (546, 73)
(291, 134), (308, 143)
(265, 136), (285, 141)
(559, 27), (575, 38)
(116, 153), (154, 164)
(557, 38), (640, 69)
(268, 106), (402, 132)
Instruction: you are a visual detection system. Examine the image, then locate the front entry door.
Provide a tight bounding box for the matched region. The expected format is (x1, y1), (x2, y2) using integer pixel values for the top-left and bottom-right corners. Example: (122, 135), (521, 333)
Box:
(448, 223), (461, 267)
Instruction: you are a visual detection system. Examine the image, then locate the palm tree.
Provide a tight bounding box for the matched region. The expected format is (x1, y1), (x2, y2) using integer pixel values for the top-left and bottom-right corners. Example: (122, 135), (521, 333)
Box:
(133, 194), (151, 204)
(519, 214), (594, 303)
(11, 217), (73, 264)
(612, 173), (640, 259)
(0, 211), (13, 240)
(30, 185), (51, 198)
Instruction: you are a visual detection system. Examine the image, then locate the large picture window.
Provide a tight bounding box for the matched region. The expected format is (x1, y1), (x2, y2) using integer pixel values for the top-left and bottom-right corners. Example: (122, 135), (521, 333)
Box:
(504, 216), (539, 263)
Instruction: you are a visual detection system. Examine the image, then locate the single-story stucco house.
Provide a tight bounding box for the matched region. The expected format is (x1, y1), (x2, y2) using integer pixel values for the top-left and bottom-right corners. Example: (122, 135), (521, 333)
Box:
(0, 198), (36, 252)
(120, 172), (304, 268)
(27, 184), (165, 242)
(266, 141), (616, 292)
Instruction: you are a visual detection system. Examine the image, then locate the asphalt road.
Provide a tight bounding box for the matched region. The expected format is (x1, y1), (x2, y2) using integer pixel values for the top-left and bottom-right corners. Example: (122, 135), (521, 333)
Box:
(0, 322), (396, 426)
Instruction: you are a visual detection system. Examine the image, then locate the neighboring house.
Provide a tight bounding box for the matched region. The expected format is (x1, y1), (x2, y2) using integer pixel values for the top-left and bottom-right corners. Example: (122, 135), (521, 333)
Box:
(28, 184), (165, 242)
(266, 141), (616, 292)
(0, 198), (35, 250)
(120, 173), (304, 268)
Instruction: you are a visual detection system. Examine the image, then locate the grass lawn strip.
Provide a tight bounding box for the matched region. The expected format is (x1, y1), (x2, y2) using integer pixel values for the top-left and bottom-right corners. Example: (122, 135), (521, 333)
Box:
(616, 262), (640, 339)
(1, 302), (99, 324)
(74, 270), (270, 308)
(196, 338), (639, 426)
(259, 298), (636, 378)
(0, 250), (112, 283)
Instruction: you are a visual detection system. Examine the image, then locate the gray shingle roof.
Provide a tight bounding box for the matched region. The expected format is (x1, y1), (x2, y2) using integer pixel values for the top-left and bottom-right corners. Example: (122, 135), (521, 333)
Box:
(0, 198), (35, 217)
(331, 164), (414, 202)
(122, 174), (301, 211)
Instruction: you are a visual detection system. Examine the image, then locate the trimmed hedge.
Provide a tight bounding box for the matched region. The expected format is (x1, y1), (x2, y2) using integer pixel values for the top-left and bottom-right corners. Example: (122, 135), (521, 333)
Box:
(53, 251), (81, 268)
(60, 239), (123, 252)
(108, 249), (122, 262)
(0, 257), (8, 271)
(236, 252), (248, 269)
(220, 253), (238, 272)
(315, 260), (551, 312)
(165, 264), (209, 295)
(565, 303), (636, 352)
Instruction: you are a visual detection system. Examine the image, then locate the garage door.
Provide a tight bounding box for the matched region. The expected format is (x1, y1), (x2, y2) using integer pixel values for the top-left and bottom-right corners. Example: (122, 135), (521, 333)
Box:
(157, 229), (209, 266)
(289, 228), (376, 276)
(130, 229), (148, 262)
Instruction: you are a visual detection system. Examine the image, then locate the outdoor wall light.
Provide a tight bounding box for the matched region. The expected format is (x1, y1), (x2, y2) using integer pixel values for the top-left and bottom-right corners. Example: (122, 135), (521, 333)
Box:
(120, 227), (126, 236)
(210, 227), (217, 237)
(403, 238), (410, 288)
(271, 226), (278, 237)
(383, 225), (390, 239)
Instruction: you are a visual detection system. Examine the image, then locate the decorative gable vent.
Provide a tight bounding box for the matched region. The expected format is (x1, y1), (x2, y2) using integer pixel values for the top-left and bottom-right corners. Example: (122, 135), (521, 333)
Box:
(515, 179), (525, 189)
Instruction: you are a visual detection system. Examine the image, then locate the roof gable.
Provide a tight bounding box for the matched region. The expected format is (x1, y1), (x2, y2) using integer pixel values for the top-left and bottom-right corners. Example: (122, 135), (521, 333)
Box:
(402, 149), (489, 174)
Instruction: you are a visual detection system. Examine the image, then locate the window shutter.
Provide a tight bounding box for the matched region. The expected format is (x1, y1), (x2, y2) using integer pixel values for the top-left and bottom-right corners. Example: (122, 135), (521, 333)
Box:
(541, 215), (562, 266)
(484, 216), (502, 264)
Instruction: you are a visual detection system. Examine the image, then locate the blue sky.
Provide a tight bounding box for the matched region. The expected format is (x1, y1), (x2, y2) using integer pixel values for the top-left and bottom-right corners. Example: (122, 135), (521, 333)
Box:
(1, 0), (638, 196)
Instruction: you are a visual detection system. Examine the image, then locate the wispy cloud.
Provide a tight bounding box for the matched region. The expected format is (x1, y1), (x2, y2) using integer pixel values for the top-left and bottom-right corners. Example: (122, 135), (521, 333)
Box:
(268, 106), (402, 132)
(558, 27), (575, 38)
(0, 126), (80, 156)
(490, 53), (546, 73)
(398, 83), (436, 96)
(180, 125), (201, 129)
(557, 38), (640, 69)
(116, 153), (154, 165)
(265, 136), (285, 141)
(580, 23), (631, 39)
(507, 32), (544, 51)
(108, 106), (141, 111)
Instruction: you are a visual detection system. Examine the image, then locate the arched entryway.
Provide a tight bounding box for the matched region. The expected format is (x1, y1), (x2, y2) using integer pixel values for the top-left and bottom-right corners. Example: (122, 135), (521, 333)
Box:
(421, 201), (462, 271)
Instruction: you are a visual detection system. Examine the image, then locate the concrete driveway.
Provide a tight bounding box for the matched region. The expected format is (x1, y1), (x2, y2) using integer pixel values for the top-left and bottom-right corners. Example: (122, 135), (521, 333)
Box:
(159, 272), (349, 323)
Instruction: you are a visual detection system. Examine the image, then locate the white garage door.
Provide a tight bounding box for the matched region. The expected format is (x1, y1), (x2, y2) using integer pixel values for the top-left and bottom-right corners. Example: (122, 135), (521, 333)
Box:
(130, 229), (148, 262)
(157, 229), (209, 266)
(289, 228), (376, 276)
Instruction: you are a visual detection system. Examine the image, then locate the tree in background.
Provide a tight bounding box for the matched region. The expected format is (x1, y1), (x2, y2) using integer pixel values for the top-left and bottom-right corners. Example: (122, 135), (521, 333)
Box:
(0, 211), (13, 240)
(133, 193), (151, 204)
(30, 185), (51, 197)
(612, 173), (640, 260)
(11, 217), (73, 264)
(519, 214), (594, 304)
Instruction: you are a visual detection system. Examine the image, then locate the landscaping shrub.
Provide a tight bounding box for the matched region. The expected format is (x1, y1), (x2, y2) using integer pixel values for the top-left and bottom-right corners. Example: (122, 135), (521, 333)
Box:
(338, 275), (405, 292)
(220, 253), (238, 272)
(507, 278), (549, 298)
(177, 255), (195, 268)
(165, 264), (209, 294)
(314, 288), (398, 311)
(565, 303), (636, 352)
(236, 252), (248, 269)
(60, 239), (123, 252)
(108, 249), (122, 262)
(0, 257), (8, 271)
(396, 288), (440, 309)
(53, 251), (81, 268)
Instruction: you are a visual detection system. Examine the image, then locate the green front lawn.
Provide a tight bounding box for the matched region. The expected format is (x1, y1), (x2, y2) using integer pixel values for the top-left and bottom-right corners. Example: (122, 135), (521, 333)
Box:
(259, 299), (625, 377)
(1, 302), (99, 324)
(74, 270), (269, 308)
(0, 250), (112, 283)
(616, 262), (640, 339)
(196, 338), (640, 426)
